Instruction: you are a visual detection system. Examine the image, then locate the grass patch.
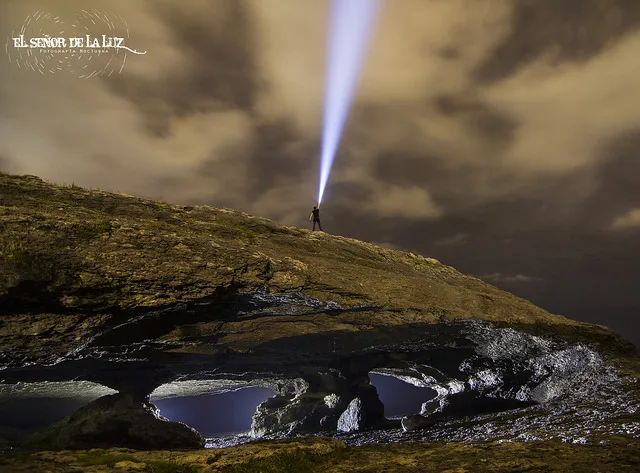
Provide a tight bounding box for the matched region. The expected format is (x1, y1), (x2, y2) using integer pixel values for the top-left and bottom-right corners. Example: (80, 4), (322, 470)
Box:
(76, 453), (197, 472)
(7, 247), (33, 271)
(222, 221), (260, 243)
(3, 239), (35, 275)
(219, 446), (346, 473)
(73, 220), (113, 240)
(76, 452), (140, 467)
(146, 460), (200, 473)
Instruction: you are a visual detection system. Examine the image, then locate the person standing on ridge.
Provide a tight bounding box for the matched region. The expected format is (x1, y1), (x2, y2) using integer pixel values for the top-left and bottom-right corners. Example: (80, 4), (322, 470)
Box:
(310, 205), (323, 232)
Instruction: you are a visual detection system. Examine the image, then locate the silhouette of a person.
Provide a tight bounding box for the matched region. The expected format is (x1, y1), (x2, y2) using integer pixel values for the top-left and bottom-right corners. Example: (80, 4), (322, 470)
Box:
(310, 205), (323, 231)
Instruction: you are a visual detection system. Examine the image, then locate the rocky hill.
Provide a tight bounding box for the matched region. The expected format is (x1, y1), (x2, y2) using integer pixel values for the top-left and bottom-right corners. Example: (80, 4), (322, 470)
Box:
(0, 172), (638, 462)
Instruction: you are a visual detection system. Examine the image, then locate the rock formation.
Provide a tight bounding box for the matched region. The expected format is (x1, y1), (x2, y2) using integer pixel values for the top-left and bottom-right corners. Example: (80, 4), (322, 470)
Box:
(0, 172), (638, 450)
(25, 393), (204, 450)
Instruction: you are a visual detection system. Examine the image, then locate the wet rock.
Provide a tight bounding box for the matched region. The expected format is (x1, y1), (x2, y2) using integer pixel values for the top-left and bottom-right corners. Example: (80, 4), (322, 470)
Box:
(25, 393), (204, 450)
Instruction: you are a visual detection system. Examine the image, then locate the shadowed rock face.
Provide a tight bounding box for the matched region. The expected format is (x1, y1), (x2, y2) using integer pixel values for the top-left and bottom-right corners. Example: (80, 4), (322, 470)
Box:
(0, 172), (638, 449)
(24, 393), (204, 450)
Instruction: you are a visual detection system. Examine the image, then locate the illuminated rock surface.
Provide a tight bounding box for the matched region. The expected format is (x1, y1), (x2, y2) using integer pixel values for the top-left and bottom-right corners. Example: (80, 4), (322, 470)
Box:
(0, 172), (638, 457)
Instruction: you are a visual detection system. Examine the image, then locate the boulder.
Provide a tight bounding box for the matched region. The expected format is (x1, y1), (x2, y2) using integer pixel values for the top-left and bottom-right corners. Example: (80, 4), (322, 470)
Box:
(337, 388), (385, 433)
(401, 414), (433, 432)
(337, 398), (364, 432)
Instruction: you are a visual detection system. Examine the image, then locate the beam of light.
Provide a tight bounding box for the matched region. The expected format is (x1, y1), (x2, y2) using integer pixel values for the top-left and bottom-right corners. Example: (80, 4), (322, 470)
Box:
(317, 0), (382, 205)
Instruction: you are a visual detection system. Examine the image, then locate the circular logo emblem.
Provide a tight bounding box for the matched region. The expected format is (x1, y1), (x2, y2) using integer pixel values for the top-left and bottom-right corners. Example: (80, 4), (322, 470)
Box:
(5, 9), (146, 78)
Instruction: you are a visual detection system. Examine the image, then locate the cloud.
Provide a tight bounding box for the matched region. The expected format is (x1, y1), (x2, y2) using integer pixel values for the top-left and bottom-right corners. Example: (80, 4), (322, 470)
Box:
(473, 0), (640, 84)
(434, 233), (469, 247)
(365, 185), (442, 220)
(481, 273), (543, 284)
(371, 241), (403, 251)
(0, 155), (16, 173)
(612, 209), (640, 230)
(2, 0), (640, 227)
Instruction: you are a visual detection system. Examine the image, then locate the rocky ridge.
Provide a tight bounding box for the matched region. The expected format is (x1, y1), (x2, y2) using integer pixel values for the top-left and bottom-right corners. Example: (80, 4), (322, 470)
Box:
(0, 172), (638, 452)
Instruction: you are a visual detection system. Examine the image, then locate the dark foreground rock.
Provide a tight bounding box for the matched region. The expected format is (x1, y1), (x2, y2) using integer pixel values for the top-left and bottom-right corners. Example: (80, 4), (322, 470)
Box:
(24, 393), (204, 450)
(0, 172), (638, 451)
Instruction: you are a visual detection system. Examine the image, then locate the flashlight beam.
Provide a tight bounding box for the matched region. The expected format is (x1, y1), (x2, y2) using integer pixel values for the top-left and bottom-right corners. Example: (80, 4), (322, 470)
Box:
(317, 0), (381, 205)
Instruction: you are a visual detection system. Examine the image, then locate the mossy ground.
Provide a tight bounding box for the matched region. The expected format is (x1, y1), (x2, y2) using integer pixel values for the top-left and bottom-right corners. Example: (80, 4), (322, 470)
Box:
(1, 437), (639, 472)
(0, 171), (578, 325)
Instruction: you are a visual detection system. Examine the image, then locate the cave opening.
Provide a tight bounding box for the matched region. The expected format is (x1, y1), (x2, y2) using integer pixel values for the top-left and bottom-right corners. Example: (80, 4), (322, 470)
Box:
(151, 386), (276, 437)
(0, 397), (93, 444)
(369, 372), (437, 419)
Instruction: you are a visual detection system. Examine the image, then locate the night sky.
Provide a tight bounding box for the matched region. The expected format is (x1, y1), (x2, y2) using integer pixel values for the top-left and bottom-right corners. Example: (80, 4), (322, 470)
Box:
(1, 0), (639, 349)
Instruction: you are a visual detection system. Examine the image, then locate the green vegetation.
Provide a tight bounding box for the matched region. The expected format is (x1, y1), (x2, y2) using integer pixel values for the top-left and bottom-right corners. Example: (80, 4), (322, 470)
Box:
(213, 220), (261, 243)
(73, 220), (114, 240)
(75, 452), (198, 472)
(2, 238), (36, 278)
(6, 244), (33, 272)
(3, 437), (638, 472)
(219, 446), (337, 473)
(146, 460), (199, 473)
(76, 452), (140, 467)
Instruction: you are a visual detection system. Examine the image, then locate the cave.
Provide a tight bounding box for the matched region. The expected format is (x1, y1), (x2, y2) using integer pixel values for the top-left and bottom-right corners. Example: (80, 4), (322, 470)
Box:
(0, 397), (93, 445)
(369, 372), (437, 419)
(3, 320), (628, 450)
(150, 387), (276, 438)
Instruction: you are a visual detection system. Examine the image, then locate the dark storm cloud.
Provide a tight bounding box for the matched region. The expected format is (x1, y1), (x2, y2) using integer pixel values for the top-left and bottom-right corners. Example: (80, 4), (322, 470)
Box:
(481, 273), (543, 284)
(433, 233), (469, 248)
(154, 0), (263, 113)
(592, 131), (640, 224)
(473, 0), (640, 84)
(436, 46), (461, 61)
(244, 118), (311, 199)
(431, 94), (519, 155)
(508, 129), (640, 234)
(361, 94), (519, 208)
(369, 149), (519, 213)
(106, 0), (263, 137)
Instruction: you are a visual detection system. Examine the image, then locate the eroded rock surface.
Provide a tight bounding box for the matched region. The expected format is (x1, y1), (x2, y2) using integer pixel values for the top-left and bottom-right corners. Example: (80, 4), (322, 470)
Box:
(0, 172), (638, 450)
